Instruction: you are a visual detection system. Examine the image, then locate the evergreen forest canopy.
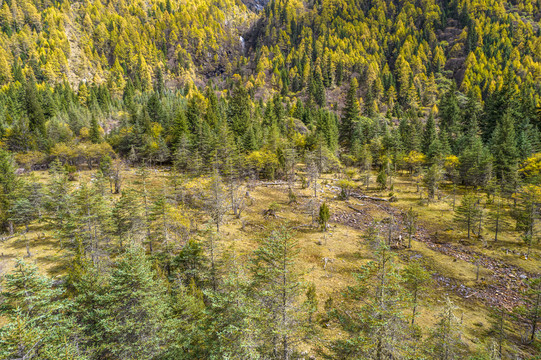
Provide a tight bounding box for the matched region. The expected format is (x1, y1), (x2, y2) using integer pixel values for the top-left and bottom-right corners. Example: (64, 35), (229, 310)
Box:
(0, 0), (540, 358)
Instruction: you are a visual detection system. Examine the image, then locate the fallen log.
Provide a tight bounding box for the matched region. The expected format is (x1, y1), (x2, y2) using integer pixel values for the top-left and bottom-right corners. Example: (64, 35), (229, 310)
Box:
(347, 205), (365, 213)
(351, 193), (390, 202)
(259, 181), (288, 187)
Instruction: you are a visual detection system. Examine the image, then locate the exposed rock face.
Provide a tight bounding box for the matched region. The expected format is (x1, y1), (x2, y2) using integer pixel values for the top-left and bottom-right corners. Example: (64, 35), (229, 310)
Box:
(242, 0), (269, 11)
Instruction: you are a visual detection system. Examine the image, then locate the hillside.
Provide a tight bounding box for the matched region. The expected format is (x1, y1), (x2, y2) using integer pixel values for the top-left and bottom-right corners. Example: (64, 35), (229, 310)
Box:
(0, 0), (540, 359)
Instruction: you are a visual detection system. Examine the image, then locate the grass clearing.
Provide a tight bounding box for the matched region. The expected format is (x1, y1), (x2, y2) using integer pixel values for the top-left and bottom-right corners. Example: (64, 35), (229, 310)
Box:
(0, 167), (538, 357)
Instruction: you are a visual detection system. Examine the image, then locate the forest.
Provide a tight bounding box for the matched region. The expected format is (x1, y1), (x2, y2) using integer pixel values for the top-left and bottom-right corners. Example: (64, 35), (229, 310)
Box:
(0, 0), (540, 358)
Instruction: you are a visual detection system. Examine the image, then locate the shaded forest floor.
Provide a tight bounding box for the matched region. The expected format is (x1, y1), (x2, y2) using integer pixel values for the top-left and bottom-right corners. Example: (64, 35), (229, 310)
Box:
(0, 167), (539, 356)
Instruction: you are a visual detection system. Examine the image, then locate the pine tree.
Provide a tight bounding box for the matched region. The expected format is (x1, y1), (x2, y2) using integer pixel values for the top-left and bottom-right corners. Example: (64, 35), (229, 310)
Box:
(172, 239), (208, 287)
(487, 307), (507, 359)
(112, 189), (142, 249)
(227, 85), (251, 138)
(423, 164), (443, 202)
(44, 159), (72, 236)
(519, 277), (541, 344)
(404, 207), (417, 248)
(438, 84), (461, 152)
(8, 197), (35, 233)
(205, 171), (228, 233)
(458, 136), (493, 188)
(135, 165), (153, 252)
(487, 194), (508, 242)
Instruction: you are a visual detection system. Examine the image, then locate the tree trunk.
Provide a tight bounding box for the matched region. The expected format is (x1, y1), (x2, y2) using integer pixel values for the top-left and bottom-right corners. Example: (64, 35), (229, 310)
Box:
(530, 290), (540, 342)
(412, 288), (418, 325)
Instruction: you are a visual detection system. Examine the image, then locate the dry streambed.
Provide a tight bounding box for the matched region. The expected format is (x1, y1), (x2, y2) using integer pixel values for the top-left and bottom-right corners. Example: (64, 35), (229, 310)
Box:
(328, 190), (538, 310)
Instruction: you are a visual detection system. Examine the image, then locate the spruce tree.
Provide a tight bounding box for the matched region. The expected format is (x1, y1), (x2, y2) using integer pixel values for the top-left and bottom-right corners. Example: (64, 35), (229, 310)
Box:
(454, 194), (481, 239)
(425, 297), (465, 359)
(340, 78), (360, 148)
(0, 148), (18, 232)
(25, 74), (46, 137)
(491, 109), (518, 190)
(422, 113), (437, 155)
(250, 226), (306, 359)
(89, 114), (102, 143)
(487, 194), (508, 242)
(402, 260), (431, 325)
(438, 84), (461, 152)
(329, 240), (409, 359)
(0, 260), (83, 359)
(99, 246), (170, 359)
(318, 202), (330, 232)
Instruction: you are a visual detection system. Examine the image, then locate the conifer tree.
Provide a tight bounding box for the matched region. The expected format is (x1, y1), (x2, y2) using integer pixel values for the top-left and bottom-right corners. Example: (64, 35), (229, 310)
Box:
(402, 260), (431, 325)
(340, 78), (360, 148)
(205, 171), (228, 233)
(99, 245), (170, 359)
(404, 207), (417, 248)
(250, 226), (305, 359)
(25, 74), (46, 137)
(454, 194), (481, 239)
(422, 113), (438, 155)
(487, 194), (508, 242)
(439, 84), (461, 152)
(0, 259), (83, 359)
(90, 114), (102, 143)
(318, 202), (330, 232)
(425, 297), (465, 359)
(518, 277), (541, 344)
(112, 189), (142, 249)
(0, 148), (18, 232)
(423, 164), (443, 202)
(491, 109), (518, 191)
(329, 240), (409, 359)
(458, 137), (493, 188)
(228, 85), (251, 138)
(487, 307), (507, 359)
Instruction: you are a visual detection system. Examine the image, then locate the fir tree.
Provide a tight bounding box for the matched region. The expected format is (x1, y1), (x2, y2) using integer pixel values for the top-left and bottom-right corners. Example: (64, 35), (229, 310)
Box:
(89, 114), (102, 143)
(422, 113), (437, 155)
(0, 148), (18, 232)
(318, 202), (330, 232)
(99, 246), (170, 359)
(25, 74), (46, 137)
(402, 260), (431, 325)
(454, 194), (481, 239)
(250, 226), (306, 359)
(491, 109), (518, 191)
(340, 78), (360, 148)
